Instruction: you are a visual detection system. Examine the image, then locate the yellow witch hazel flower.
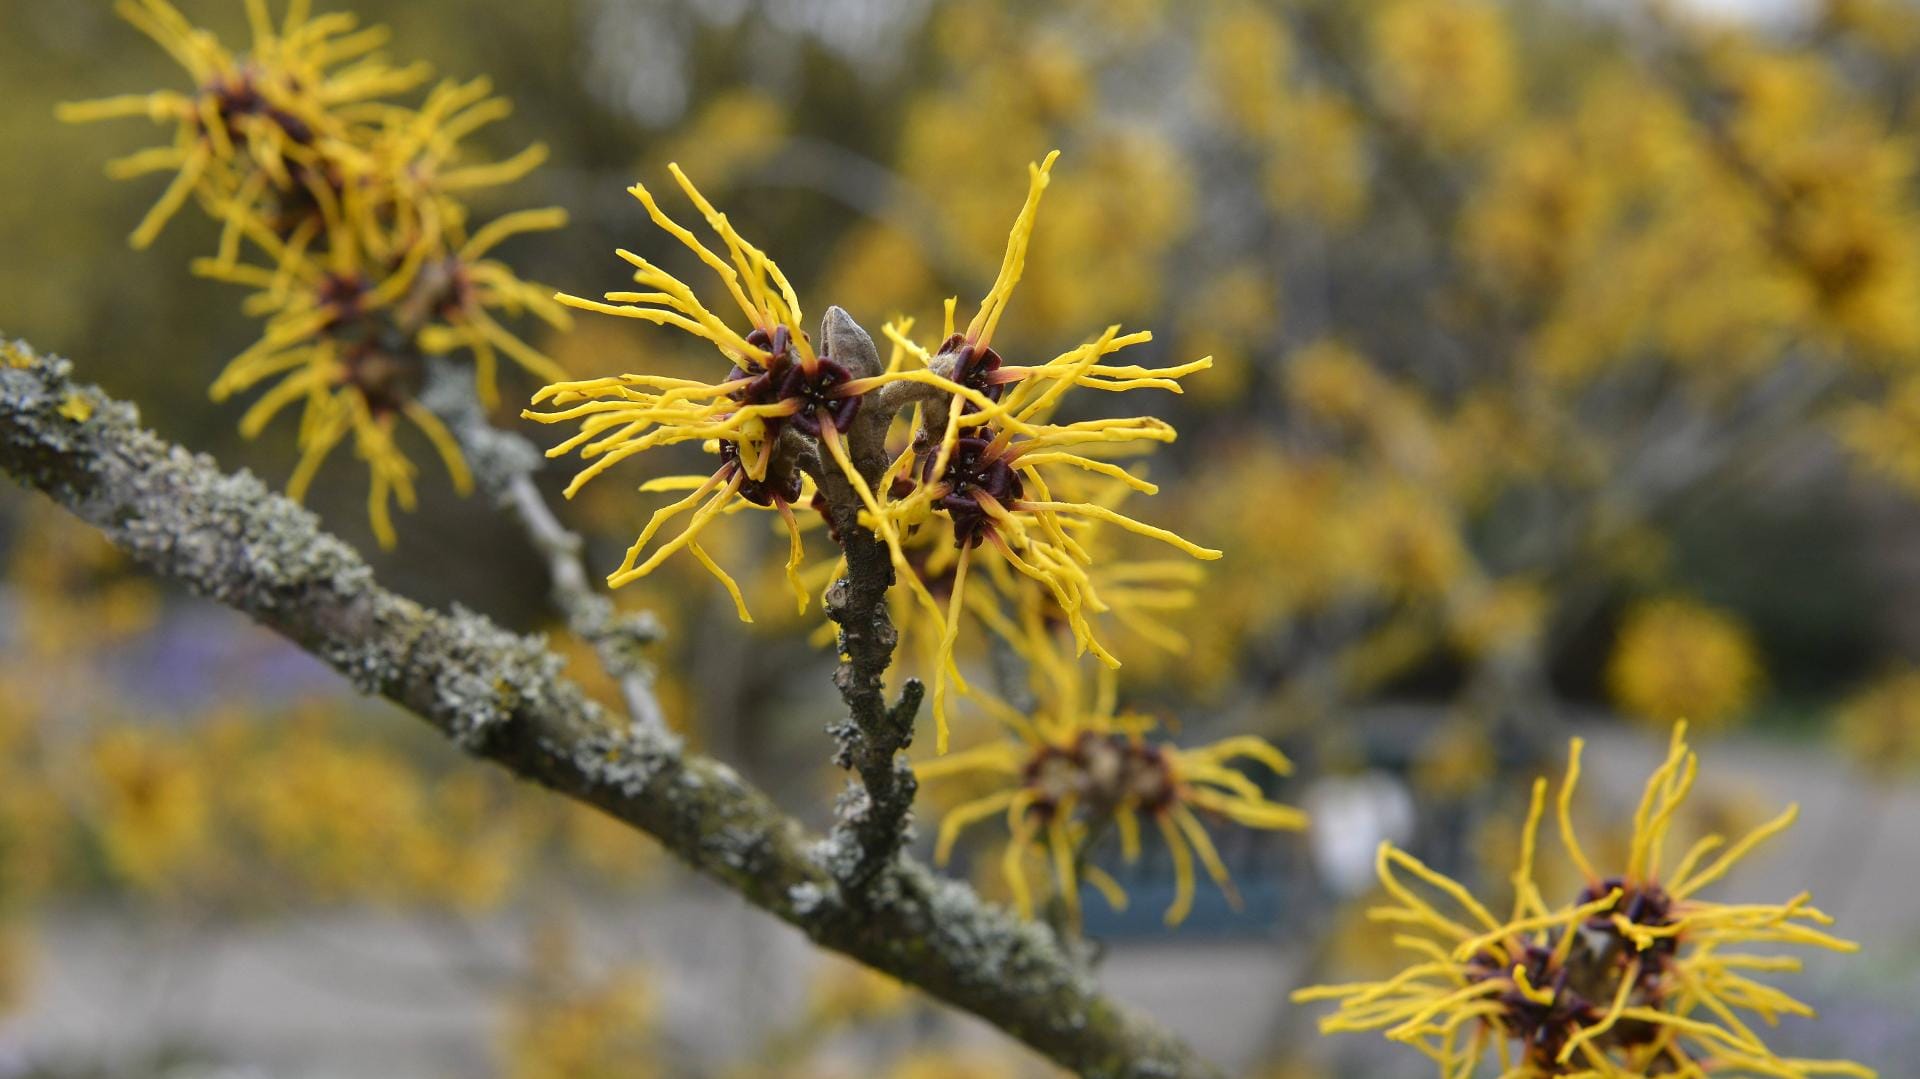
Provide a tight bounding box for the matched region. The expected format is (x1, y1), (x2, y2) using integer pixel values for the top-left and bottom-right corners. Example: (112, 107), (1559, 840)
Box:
(527, 153), (1218, 757)
(811, 436), (1207, 704)
(199, 227), (471, 545)
(920, 635), (1304, 927)
(865, 153), (1220, 747)
(524, 164), (846, 621)
(59, 0), (430, 250)
(1294, 723), (1874, 1079)
(350, 76), (554, 256)
(64, 0), (570, 547)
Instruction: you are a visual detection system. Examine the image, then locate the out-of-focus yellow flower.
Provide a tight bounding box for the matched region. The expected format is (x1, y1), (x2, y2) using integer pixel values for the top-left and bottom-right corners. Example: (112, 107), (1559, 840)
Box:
(1435, 391), (1551, 507)
(500, 921), (658, 1079)
(1838, 374), (1920, 494)
(553, 799), (665, 883)
(1607, 598), (1763, 731)
(1286, 339), (1384, 428)
(1714, 42), (1920, 361)
(897, 95), (1049, 276)
(500, 973), (656, 1079)
(1820, 0), (1920, 50)
(1263, 91), (1370, 226)
(1013, 130), (1193, 336)
(237, 728), (417, 896)
(822, 222), (936, 327)
(884, 1051), (1028, 1079)
(1165, 448), (1364, 694)
(1296, 724), (1874, 1078)
(0, 686), (66, 902)
(1587, 520), (1674, 588)
(804, 959), (911, 1028)
(1368, 0), (1516, 147)
(229, 711), (510, 906)
(1464, 127), (1614, 290)
(1833, 667), (1920, 775)
(920, 642), (1303, 926)
(6, 504), (161, 656)
(1411, 719), (1498, 800)
(404, 772), (524, 910)
(64, 2), (569, 547)
(1348, 483), (1467, 601)
(0, 781), (65, 905)
(1201, 3), (1294, 141)
(656, 89), (788, 188)
(90, 727), (213, 892)
(1337, 617), (1444, 698)
(1173, 261), (1274, 406)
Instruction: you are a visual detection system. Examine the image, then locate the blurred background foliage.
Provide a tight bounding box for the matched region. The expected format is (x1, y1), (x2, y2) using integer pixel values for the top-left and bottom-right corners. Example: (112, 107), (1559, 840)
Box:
(5, 0), (1920, 1075)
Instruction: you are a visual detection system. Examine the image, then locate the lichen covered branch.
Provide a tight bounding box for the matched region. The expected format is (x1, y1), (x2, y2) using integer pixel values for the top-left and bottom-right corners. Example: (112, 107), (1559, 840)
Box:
(0, 338), (1222, 1079)
(420, 359), (668, 733)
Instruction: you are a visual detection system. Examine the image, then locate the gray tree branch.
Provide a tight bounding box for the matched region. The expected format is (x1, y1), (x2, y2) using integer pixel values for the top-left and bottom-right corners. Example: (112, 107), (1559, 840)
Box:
(419, 359), (668, 734)
(0, 337), (1223, 1079)
(809, 307), (925, 891)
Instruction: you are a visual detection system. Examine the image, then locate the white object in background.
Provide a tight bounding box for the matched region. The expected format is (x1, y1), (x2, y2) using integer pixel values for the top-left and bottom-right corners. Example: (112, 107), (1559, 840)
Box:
(1304, 772), (1416, 897)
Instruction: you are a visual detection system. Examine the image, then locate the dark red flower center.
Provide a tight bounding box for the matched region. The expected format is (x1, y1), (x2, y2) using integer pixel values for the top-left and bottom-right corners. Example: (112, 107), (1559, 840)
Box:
(1467, 944), (1600, 1066)
(937, 332), (1007, 410)
(733, 325), (863, 437)
(777, 356), (860, 436)
(718, 439), (802, 507)
(202, 70), (316, 146)
(922, 436), (1024, 549)
(341, 341), (418, 417)
(1018, 732), (1177, 823)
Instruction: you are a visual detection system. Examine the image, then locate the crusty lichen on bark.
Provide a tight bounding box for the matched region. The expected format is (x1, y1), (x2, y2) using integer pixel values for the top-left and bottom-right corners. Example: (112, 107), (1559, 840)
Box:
(0, 336), (1222, 1079)
(420, 359), (668, 733)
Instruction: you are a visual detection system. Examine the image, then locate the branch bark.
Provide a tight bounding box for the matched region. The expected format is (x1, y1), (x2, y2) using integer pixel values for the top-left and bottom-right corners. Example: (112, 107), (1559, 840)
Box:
(419, 360), (668, 734)
(810, 307), (924, 891)
(0, 338), (1223, 1079)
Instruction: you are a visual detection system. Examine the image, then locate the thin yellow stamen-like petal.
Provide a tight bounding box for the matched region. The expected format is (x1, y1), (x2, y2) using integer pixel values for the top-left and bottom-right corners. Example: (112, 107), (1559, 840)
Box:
(1158, 811), (1196, 926)
(966, 150), (1058, 349)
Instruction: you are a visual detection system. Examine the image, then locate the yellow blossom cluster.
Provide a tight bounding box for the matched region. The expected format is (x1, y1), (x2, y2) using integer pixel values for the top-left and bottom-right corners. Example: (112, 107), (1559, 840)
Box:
(499, 920), (659, 1079)
(871, 1), (1193, 342)
(920, 632), (1303, 927)
(1367, 0), (1517, 148)
(1020, 0), (1920, 750)
(62, 0), (570, 545)
(1607, 599), (1764, 733)
(1296, 724), (1873, 1078)
(526, 152), (1219, 751)
(1832, 667), (1920, 775)
(75, 706), (650, 911)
